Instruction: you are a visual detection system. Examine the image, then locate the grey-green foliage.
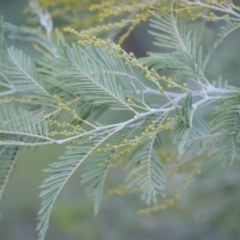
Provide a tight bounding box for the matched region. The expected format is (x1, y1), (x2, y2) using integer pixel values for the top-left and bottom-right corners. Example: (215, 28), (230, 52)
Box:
(39, 39), (143, 111)
(214, 19), (238, 49)
(0, 104), (49, 143)
(0, 0), (240, 239)
(81, 127), (134, 214)
(37, 135), (111, 239)
(211, 93), (240, 164)
(125, 137), (165, 204)
(172, 93), (192, 154)
(0, 145), (19, 202)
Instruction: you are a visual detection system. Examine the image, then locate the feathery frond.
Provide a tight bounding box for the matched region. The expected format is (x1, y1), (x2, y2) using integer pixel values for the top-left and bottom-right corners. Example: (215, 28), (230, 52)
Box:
(139, 53), (183, 72)
(149, 3), (208, 88)
(1, 46), (47, 94)
(211, 92), (240, 164)
(125, 137), (165, 205)
(81, 152), (111, 214)
(148, 0), (178, 51)
(0, 104), (50, 145)
(172, 93), (192, 154)
(214, 19), (240, 49)
(81, 127), (135, 214)
(3, 21), (55, 55)
(37, 129), (118, 240)
(0, 145), (19, 202)
(183, 120), (218, 162)
(39, 41), (143, 113)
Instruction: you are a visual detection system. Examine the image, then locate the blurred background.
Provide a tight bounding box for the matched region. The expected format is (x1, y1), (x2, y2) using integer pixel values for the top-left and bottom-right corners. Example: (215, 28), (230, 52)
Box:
(1, 1), (240, 240)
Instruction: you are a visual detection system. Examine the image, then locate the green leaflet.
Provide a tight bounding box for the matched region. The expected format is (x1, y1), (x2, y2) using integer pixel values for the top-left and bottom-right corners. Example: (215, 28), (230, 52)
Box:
(125, 137), (165, 205)
(81, 127), (136, 214)
(172, 93), (192, 154)
(39, 40), (144, 113)
(211, 92), (240, 164)
(1, 46), (48, 95)
(139, 45), (204, 83)
(81, 151), (110, 214)
(0, 21), (55, 107)
(0, 145), (19, 203)
(214, 19), (240, 49)
(139, 53), (183, 72)
(0, 104), (49, 145)
(37, 131), (117, 240)
(183, 120), (217, 162)
(149, 0), (178, 51)
(149, 5), (206, 86)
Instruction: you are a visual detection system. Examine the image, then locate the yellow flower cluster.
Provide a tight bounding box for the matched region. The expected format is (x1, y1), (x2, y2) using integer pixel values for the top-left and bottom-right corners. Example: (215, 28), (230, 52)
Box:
(89, 118), (174, 170)
(28, 0), (239, 47)
(63, 27), (180, 96)
(46, 95), (83, 137)
(107, 184), (142, 197)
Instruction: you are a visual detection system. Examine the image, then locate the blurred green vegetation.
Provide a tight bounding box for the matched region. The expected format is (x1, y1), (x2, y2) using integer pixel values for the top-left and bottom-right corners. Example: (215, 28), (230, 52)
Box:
(0, 1), (240, 240)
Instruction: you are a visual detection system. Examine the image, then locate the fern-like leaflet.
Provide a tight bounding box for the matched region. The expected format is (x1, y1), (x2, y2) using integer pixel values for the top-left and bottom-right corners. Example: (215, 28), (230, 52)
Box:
(125, 134), (165, 205)
(211, 92), (240, 164)
(0, 145), (19, 202)
(172, 93), (192, 154)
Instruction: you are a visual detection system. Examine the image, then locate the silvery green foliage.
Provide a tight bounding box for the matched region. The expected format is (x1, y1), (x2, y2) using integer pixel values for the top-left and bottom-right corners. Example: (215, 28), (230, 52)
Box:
(0, 0), (240, 239)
